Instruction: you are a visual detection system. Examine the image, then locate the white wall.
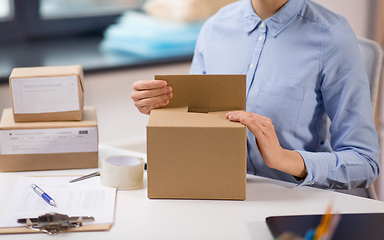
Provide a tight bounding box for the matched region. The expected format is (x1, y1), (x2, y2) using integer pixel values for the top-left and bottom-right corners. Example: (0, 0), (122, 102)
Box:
(311, 0), (371, 38)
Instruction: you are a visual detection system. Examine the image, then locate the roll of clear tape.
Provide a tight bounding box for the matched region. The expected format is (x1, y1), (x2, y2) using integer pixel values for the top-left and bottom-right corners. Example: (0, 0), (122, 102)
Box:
(100, 155), (144, 190)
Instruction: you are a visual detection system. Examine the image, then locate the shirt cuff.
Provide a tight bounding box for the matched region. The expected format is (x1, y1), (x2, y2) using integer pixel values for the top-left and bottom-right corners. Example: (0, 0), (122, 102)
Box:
(292, 150), (333, 188)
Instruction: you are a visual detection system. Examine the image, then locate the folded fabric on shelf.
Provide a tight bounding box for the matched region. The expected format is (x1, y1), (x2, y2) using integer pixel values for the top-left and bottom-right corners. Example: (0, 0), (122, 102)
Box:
(99, 11), (204, 58)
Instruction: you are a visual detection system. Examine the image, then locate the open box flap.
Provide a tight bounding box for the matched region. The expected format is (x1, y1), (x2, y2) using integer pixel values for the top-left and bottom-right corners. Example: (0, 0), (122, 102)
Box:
(154, 74), (246, 113)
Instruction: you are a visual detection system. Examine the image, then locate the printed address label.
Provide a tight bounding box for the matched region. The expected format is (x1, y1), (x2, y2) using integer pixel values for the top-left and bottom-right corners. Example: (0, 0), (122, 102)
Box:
(0, 127), (97, 155)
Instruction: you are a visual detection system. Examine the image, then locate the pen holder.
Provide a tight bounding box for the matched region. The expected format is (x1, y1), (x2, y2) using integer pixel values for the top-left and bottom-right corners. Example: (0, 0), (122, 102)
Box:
(100, 155), (145, 190)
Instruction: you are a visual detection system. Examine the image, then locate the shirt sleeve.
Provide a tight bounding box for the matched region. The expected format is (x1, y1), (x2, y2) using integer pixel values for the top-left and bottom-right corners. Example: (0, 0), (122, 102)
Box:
(295, 18), (380, 189)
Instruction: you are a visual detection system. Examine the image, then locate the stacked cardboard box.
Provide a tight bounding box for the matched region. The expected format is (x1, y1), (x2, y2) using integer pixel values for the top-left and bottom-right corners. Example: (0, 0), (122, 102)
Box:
(9, 65), (84, 122)
(0, 66), (98, 172)
(147, 74), (247, 200)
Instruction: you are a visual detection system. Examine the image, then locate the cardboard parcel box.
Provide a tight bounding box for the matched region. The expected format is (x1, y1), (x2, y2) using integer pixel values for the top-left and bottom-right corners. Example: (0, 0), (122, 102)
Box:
(9, 65), (84, 122)
(0, 106), (98, 172)
(147, 74), (247, 200)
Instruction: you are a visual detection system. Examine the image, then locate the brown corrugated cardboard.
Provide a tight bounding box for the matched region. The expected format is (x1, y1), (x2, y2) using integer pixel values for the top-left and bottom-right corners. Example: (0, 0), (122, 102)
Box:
(147, 74), (247, 200)
(0, 106), (98, 172)
(9, 65), (84, 122)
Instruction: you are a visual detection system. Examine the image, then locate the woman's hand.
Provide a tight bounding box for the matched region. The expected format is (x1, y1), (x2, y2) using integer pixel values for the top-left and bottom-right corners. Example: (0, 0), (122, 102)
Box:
(131, 80), (173, 114)
(226, 111), (307, 178)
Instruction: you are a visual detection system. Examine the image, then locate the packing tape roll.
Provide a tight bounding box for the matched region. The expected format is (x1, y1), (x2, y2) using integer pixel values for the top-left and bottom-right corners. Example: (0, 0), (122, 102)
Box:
(100, 155), (145, 190)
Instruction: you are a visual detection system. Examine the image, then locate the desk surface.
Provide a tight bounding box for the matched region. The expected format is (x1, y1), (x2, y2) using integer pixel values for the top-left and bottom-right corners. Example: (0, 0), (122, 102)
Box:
(1, 145), (384, 240)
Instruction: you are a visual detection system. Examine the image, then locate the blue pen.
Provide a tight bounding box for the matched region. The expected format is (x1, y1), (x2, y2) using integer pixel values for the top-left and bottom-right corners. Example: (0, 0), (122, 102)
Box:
(31, 183), (56, 207)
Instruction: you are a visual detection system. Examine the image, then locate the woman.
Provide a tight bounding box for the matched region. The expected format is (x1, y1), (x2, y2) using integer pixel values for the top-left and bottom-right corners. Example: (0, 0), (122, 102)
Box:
(131, 0), (380, 190)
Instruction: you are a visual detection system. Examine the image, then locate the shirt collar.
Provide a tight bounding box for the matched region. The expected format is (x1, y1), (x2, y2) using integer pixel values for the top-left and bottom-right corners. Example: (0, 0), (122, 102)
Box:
(243, 0), (262, 33)
(243, 0), (306, 37)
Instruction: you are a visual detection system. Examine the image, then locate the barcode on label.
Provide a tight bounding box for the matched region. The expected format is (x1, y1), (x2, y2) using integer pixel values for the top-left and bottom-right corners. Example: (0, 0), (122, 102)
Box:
(79, 130), (88, 134)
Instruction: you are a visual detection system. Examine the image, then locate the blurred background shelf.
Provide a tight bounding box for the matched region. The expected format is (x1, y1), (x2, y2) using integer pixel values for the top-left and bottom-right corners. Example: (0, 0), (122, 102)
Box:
(0, 34), (193, 83)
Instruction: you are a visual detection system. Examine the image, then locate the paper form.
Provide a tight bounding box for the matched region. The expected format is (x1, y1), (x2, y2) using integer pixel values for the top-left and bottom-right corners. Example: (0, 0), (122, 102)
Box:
(11, 76), (80, 114)
(0, 176), (116, 228)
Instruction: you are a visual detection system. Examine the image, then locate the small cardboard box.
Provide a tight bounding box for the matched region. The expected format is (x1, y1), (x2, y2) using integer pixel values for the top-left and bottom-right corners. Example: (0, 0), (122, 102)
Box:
(9, 65), (84, 122)
(0, 106), (98, 172)
(147, 74), (247, 200)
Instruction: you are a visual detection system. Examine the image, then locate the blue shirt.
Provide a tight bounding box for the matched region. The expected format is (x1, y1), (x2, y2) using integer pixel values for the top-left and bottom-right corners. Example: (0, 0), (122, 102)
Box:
(190, 0), (380, 189)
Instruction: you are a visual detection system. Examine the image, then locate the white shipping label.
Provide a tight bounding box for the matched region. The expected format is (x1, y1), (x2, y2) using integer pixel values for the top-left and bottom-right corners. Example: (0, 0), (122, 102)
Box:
(11, 76), (80, 114)
(0, 127), (98, 155)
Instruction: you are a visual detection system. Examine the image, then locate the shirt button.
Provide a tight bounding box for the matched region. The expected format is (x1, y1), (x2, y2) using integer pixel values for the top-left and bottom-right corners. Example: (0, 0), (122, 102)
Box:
(258, 36), (263, 41)
(249, 64), (254, 69)
(260, 22), (265, 28)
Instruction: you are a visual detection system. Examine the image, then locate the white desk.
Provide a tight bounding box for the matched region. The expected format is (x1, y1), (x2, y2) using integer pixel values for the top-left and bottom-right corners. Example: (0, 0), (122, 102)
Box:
(1, 145), (384, 240)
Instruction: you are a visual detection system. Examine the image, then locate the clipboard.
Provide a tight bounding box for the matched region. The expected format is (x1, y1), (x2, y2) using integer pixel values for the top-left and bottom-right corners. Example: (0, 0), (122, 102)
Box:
(0, 222), (111, 234)
(266, 212), (384, 240)
(0, 175), (115, 234)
